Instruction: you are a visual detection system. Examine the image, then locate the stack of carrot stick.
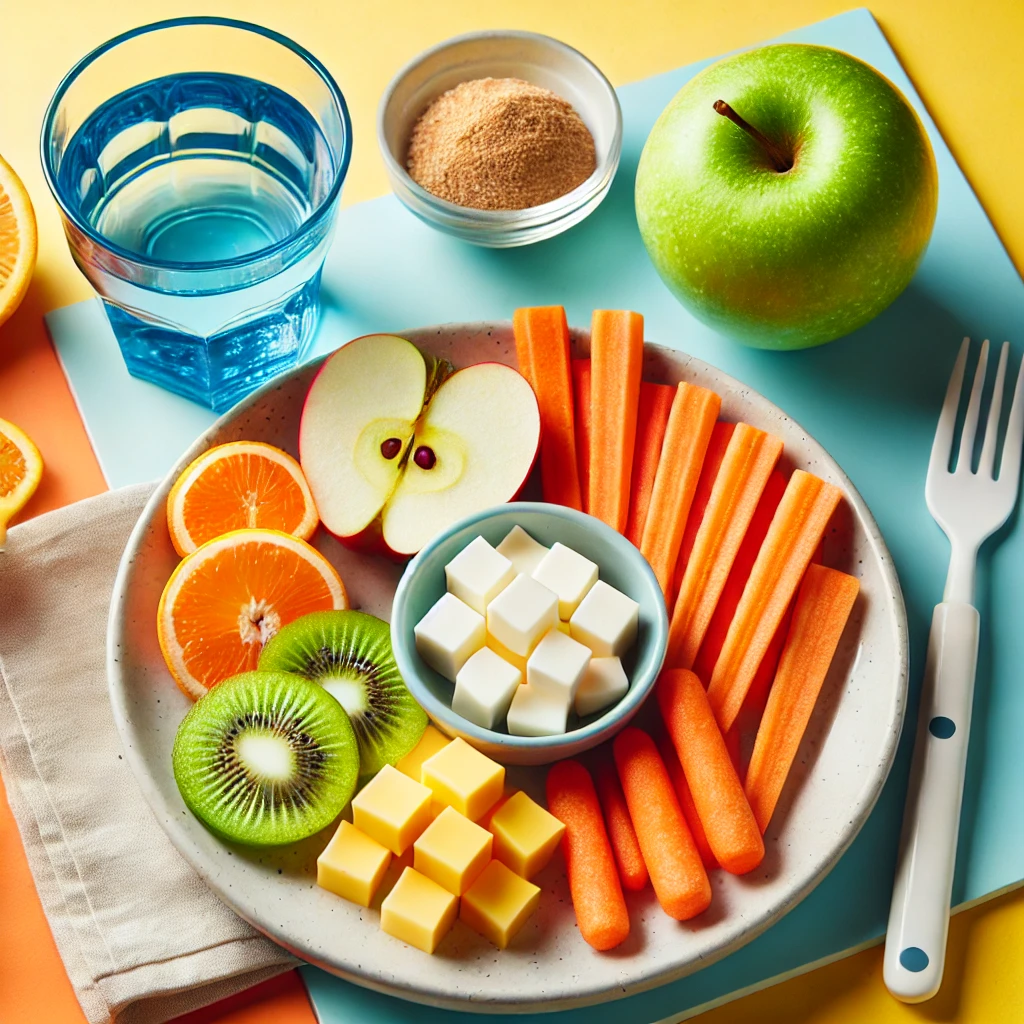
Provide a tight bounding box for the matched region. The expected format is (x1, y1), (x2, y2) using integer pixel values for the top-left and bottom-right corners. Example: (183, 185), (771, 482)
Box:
(517, 305), (861, 950)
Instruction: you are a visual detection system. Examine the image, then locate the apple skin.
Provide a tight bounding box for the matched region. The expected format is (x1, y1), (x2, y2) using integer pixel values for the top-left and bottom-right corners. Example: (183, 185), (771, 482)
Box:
(635, 44), (938, 350)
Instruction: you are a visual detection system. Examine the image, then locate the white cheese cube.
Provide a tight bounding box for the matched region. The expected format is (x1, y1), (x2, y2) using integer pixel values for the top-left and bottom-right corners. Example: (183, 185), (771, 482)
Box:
(574, 657), (629, 718)
(486, 573), (558, 658)
(414, 592), (485, 682)
(569, 581), (639, 657)
(452, 647), (522, 730)
(496, 525), (549, 577)
(506, 684), (569, 737)
(531, 542), (599, 620)
(444, 535), (515, 615)
(526, 628), (591, 702)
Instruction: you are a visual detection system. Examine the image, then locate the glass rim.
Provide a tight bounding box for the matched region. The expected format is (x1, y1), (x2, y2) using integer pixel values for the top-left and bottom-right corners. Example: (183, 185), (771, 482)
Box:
(39, 15), (352, 274)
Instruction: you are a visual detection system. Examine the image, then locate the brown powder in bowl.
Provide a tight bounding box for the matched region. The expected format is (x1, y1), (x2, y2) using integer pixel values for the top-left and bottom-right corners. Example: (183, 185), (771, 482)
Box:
(406, 78), (597, 211)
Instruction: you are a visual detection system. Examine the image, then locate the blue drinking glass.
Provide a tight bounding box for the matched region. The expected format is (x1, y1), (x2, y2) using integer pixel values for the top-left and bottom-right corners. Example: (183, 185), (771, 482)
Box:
(41, 17), (351, 412)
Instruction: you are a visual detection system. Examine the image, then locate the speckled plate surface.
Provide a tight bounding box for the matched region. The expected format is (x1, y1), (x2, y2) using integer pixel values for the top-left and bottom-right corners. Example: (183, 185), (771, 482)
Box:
(107, 322), (908, 1013)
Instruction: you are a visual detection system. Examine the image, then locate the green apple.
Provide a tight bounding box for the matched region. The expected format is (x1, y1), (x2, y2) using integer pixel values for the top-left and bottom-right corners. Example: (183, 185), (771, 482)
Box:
(635, 44), (938, 349)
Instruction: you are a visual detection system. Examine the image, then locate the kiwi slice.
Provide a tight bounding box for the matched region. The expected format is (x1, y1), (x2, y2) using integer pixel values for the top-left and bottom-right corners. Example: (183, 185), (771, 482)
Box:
(259, 610), (427, 780)
(172, 671), (359, 846)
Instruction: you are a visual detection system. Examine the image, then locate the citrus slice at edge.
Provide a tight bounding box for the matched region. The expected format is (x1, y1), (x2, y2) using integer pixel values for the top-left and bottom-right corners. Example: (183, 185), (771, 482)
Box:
(167, 441), (319, 556)
(0, 154), (37, 329)
(0, 416), (43, 549)
(157, 528), (347, 700)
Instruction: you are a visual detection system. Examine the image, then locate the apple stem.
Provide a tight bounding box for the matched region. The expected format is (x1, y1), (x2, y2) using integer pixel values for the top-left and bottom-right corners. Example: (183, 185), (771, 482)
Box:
(713, 100), (793, 172)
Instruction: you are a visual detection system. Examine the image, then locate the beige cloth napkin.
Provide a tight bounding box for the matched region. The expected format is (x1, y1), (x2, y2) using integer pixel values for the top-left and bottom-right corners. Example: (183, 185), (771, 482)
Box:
(0, 484), (298, 1024)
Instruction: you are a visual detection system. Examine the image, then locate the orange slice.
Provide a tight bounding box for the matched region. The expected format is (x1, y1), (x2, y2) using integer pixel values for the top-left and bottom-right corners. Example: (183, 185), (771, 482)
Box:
(0, 153), (37, 329)
(0, 416), (43, 550)
(157, 528), (347, 699)
(167, 441), (319, 556)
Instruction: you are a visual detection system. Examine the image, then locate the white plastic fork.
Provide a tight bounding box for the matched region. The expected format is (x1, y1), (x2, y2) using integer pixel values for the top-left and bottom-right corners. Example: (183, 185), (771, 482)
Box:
(884, 337), (1024, 1002)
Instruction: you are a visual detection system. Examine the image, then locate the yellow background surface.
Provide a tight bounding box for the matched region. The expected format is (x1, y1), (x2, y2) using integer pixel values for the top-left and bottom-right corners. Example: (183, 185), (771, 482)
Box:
(1, 2), (1022, 1022)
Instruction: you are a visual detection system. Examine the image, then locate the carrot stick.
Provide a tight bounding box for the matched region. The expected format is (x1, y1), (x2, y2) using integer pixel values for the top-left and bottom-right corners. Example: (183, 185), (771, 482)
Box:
(673, 421), (736, 590)
(658, 669), (764, 875)
(656, 732), (718, 869)
(571, 359), (592, 513)
(639, 383), (721, 596)
(746, 565), (859, 833)
(588, 310), (645, 532)
(624, 382), (676, 547)
(546, 759), (630, 950)
(594, 758), (649, 891)
(667, 425), (783, 669)
(692, 469), (788, 685)
(513, 307), (582, 510)
(725, 597), (795, 782)
(612, 727), (711, 920)
(707, 471), (843, 732)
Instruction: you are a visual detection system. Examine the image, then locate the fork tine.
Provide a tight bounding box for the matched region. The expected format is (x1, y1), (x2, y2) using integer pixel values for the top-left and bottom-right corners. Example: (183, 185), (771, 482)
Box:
(979, 342), (1010, 477)
(956, 339), (989, 473)
(998, 350), (1024, 492)
(931, 338), (970, 474)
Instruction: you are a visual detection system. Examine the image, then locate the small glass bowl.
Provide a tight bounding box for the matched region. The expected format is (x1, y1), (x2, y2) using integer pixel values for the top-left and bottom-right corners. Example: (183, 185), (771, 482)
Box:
(377, 31), (622, 248)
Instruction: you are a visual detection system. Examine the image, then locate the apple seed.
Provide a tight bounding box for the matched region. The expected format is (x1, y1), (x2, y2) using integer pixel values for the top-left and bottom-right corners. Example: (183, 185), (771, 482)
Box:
(413, 445), (437, 470)
(380, 437), (403, 460)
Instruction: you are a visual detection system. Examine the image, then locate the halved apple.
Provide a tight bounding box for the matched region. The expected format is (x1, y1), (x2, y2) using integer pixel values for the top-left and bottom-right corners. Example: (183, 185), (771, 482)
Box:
(300, 335), (541, 557)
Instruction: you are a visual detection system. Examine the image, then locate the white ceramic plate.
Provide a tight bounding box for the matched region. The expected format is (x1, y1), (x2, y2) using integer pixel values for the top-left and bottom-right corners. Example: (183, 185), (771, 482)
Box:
(108, 322), (908, 1013)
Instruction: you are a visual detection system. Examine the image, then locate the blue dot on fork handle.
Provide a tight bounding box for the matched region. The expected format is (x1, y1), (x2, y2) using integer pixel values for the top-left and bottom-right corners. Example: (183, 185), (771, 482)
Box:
(929, 716), (956, 739)
(900, 947), (930, 972)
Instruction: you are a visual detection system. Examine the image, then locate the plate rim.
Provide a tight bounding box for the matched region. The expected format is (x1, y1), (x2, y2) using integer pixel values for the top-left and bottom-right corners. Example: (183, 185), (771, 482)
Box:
(107, 320), (909, 1012)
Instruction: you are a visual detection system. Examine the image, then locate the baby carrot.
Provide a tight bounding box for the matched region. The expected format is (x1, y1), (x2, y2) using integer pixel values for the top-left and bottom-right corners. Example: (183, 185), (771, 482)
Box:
(692, 469), (788, 685)
(594, 758), (649, 891)
(589, 310), (645, 532)
(707, 471), (843, 732)
(668, 424), (783, 669)
(624, 382), (676, 547)
(513, 306), (582, 510)
(571, 359), (592, 512)
(746, 565), (860, 833)
(546, 759), (630, 951)
(656, 731), (718, 869)
(612, 727), (711, 920)
(640, 383), (721, 596)
(658, 669), (764, 875)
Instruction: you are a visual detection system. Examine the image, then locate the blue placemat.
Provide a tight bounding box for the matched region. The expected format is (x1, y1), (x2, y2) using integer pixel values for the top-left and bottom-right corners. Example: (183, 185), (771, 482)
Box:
(47, 8), (1024, 1022)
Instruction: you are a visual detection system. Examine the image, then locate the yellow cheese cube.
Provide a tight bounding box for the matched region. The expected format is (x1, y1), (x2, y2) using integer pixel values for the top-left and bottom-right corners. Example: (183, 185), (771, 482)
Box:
(413, 806), (493, 895)
(396, 725), (451, 782)
(380, 867), (458, 954)
(488, 790), (566, 879)
(556, 620), (571, 635)
(351, 765), (433, 855)
(421, 737), (505, 822)
(316, 821), (391, 907)
(460, 859), (541, 949)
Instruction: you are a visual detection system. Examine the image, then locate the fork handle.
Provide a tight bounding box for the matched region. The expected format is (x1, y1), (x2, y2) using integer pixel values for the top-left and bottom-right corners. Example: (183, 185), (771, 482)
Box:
(884, 601), (979, 1002)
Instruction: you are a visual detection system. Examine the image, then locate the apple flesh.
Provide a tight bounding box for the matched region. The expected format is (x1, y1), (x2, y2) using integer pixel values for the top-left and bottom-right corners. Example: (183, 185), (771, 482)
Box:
(300, 336), (541, 557)
(635, 44), (939, 350)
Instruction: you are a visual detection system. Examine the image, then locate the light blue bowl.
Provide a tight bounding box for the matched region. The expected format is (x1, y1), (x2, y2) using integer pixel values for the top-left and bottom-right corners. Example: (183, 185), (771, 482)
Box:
(390, 502), (669, 765)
